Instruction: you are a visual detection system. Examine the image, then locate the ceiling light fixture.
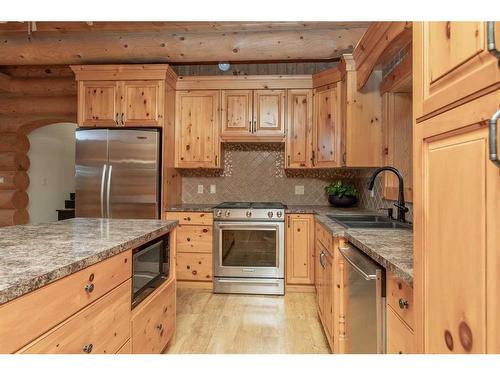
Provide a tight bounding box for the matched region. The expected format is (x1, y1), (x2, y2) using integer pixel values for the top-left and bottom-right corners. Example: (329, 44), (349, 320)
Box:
(218, 62), (231, 72)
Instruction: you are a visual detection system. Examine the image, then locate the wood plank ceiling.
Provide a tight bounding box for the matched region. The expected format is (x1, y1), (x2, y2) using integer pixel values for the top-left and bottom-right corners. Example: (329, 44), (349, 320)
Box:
(0, 21), (370, 65)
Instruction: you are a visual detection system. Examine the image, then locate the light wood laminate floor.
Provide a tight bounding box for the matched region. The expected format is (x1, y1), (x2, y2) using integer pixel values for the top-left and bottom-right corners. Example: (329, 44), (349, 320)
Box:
(165, 288), (330, 354)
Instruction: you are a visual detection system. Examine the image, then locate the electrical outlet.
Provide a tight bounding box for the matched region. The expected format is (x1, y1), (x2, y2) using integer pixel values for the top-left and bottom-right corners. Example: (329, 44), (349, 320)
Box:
(210, 184), (216, 194)
(197, 185), (204, 194)
(295, 185), (305, 195)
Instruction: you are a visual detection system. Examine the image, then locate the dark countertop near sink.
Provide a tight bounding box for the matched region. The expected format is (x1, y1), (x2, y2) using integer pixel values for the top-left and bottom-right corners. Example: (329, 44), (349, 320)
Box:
(164, 203), (413, 286)
(0, 218), (178, 305)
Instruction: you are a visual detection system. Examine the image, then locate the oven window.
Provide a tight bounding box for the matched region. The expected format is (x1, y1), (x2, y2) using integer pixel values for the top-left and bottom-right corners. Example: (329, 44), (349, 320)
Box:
(133, 241), (162, 294)
(221, 228), (277, 267)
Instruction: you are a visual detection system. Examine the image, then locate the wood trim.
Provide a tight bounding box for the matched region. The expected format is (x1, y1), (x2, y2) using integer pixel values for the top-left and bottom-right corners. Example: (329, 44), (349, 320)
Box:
(312, 66), (342, 88)
(176, 75), (313, 90)
(379, 50), (412, 94)
(176, 280), (213, 290)
(70, 64), (175, 81)
(285, 285), (316, 293)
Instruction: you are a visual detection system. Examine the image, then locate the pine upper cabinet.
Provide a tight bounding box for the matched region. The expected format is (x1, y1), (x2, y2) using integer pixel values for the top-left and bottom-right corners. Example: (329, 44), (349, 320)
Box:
(285, 214), (314, 285)
(79, 81), (120, 127)
(312, 84), (342, 168)
(221, 89), (285, 141)
(120, 81), (164, 127)
(285, 89), (313, 168)
(175, 90), (221, 169)
(414, 22), (500, 118)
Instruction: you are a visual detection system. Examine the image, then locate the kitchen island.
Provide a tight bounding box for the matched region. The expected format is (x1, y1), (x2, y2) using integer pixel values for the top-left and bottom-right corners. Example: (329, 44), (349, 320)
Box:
(0, 218), (178, 354)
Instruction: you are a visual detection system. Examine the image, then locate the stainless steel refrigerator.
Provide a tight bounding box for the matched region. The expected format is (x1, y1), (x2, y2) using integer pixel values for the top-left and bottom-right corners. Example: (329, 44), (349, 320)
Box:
(75, 128), (161, 219)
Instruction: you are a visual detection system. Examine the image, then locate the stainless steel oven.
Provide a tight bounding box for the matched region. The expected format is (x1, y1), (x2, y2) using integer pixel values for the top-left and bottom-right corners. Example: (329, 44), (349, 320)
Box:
(213, 202), (286, 295)
(132, 233), (170, 308)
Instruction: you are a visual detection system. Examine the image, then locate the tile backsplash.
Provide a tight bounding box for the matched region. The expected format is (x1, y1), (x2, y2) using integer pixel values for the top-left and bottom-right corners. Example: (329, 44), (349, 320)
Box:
(180, 143), (413, 221)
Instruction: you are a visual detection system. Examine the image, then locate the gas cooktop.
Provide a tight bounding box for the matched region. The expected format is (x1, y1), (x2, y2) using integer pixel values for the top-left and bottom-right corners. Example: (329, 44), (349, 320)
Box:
(213, 202), (287, 221)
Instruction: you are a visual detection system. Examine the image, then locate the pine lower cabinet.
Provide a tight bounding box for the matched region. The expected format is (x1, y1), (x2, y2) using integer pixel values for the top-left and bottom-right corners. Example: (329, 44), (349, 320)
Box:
(165, 211), (214, 286)
(285, 214), (315, 287)
(414, 89), (500, 353)
(314, 222), (344, 353)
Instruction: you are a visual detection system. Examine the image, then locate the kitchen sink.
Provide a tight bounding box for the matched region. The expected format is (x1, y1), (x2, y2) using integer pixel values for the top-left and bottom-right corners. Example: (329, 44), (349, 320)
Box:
(327, 214), (412, 229)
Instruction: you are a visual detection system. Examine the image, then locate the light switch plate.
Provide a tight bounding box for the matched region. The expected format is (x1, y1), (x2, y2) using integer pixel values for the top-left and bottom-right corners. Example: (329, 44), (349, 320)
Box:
(210, 184), (216, 194)
(197, 185), (204, 194)
(295, 185), (305, 195)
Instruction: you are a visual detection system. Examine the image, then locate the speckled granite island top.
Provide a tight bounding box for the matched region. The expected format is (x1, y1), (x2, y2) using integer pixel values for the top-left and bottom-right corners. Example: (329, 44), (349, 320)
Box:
(0, 218), (178, 305)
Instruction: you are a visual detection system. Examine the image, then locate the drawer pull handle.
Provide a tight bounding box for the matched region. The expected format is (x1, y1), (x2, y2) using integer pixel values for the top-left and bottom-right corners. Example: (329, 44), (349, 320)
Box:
(83, 344), (93, 353)
(156, 323), (163, 330)
(398, 298), (409, 309)
(84, 283), (95, 293)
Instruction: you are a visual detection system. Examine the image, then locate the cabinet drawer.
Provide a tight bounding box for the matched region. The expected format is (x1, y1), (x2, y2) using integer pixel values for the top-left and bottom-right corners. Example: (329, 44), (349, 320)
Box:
(131, 279), (175, 354)
(176, 224), (213, 253)
(0, 250), (131, 353)
(386, 306), (415, 354)
(315, 223), (332, 250)
(386, 271), (414, 329)
(21, 280), (131, 354)
(176, 252), (213, 281)
(166, 211), (213, 226)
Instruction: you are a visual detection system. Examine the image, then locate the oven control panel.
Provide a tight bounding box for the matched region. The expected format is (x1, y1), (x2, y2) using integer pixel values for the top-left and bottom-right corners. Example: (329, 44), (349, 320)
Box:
(214, 209), (285, 221)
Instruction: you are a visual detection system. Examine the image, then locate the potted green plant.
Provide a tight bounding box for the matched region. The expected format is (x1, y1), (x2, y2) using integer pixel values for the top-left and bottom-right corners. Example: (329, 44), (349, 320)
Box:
(325, 181), (359, 208)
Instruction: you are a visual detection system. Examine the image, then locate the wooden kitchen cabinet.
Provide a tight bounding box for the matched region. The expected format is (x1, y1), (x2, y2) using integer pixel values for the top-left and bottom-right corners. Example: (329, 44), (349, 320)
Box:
(120, 80), (164, 127)
(414, 22), (500, 119)
(79, 81), (120, 127)
(175, 90), (221, 168)
(221, 89), (285, 141)
(386, 306), (415, 354)
(312, 84), (342, 168)
(285, 214), (315, 286)
(285, 89), (313, 168)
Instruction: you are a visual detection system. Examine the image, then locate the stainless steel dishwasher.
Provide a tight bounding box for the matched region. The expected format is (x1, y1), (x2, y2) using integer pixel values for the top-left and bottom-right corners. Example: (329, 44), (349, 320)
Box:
(339, 243), (386, 354)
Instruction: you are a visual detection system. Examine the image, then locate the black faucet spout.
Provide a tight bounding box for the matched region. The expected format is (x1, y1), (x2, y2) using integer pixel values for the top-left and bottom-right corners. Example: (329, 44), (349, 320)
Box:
(367, 166), (409, 222)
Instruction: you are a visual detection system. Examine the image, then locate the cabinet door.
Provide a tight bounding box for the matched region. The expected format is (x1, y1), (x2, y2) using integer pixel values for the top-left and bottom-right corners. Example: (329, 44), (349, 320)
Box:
(286, 89), (313, 168)
(221, 90), (253, 139)
(322, 249), (334, 338)
(415, 91), (500, 353)
(253, 90), (285, 138)
(286, 214), (314, 285)
(415, 22), (500, 118)
(121, 81), (164, 127)
(313, 85), (342, 168)
(175, 91), (221, 168)
(78, 81), (119, 127)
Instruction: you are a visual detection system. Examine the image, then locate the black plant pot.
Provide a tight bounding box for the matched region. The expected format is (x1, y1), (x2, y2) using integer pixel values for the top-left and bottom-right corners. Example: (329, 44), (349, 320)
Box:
(328, 194), (358, 208)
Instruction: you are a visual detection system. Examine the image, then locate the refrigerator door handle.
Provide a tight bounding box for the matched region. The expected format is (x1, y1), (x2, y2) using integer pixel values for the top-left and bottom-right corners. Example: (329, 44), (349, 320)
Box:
(106, 165), (113, 218)
(100, 164), (108, 218)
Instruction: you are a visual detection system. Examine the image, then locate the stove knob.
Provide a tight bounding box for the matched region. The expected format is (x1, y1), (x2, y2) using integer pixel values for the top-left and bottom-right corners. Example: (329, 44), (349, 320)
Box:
(246, 211), (252, 218)
(276, 211), (283, 218)
(268, 211), (274, 218)
(225, 210), (231, 217)
(216, 210), (222, 218)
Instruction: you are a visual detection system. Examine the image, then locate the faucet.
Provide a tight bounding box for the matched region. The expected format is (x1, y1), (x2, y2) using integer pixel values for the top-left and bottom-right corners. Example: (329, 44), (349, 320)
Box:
(367, 166), (409, 223)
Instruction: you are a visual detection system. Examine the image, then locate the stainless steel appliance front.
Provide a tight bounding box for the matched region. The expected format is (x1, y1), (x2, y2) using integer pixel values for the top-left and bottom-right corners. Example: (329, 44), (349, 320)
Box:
(213, 220), (285, 295)
(75, 128), (161, 219)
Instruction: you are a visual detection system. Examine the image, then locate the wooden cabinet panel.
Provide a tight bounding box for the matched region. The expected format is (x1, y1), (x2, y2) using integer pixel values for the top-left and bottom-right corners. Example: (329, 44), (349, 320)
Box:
(414, 22), (500, 118)
(221, 90), (253, 138)
(387, 306), (415, 354)
(21, 280), (131, 354)
(285, 89), (313, 168)
(121, 81), (164, 126)
(165, 211), (213, 226)
(253, 89), (285, 137)
(176, 224), (212, 254)
(132, 278), (175, 354)
(386, 271), (414, 330)
(286, 214), (314, 285)
(79, 81), (119, 127)
(322, 249), (334, 338)
(382, 92), (413, 202)
(175, 90), (221, 168)
(0, 250), (131, 353)
(313, 85), (341, 168)
(176, 252), (213, 281)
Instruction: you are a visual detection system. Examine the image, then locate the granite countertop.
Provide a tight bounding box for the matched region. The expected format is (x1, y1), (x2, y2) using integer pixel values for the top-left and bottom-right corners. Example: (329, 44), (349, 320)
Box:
(164, 203), (413, 285)
(0, 218), (178, 305)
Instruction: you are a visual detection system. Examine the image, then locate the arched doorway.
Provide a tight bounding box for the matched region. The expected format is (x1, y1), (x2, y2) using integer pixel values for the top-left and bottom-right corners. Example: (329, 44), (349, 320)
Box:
(26, 123), (77, 223)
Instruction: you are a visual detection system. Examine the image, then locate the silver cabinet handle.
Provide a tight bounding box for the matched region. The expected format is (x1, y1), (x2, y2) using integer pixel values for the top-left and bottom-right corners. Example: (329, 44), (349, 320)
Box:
(120, 113), (125, 126)
(489, 109), (500, 167)
(84, 283), (95, 293)
(115, 113), (119, 125)
(106, 165), (113, 218)
(100, 164), (107, 218)
(487, 22), (500, 62)
(83, 344), (93, 353)
(319, 251), (326, 269)
(399, 298), (409, 309)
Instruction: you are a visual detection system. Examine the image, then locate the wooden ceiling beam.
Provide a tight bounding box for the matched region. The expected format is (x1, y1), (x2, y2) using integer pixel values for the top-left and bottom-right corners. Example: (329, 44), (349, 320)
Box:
(0, 28), (367, 65)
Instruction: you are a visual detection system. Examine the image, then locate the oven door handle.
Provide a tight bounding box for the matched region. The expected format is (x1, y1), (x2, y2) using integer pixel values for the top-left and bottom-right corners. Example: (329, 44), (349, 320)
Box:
(216, 278), (281, 285)
(215, 222), (282, 230)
